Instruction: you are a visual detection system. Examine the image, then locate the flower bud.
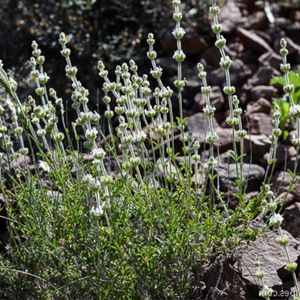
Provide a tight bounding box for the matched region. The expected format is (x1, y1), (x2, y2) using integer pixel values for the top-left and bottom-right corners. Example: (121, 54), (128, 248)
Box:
(215, 36), (226, 49)
(223, 86), (236, 95)
(61, 48), (71, 57)
(174, 80), (185, 89)
(276, 235), (289, 246)
(285, 262), (297, 273)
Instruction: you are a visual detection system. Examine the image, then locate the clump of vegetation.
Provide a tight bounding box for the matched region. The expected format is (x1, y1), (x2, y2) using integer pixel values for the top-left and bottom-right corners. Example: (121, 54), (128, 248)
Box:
(0, 0), (299, 299)
(271, 68), (300, 139)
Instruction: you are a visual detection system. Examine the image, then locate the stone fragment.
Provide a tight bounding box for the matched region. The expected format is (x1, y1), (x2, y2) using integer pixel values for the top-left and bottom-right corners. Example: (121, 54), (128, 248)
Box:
(244, 134), (271, 162)
(209, 59), (251, 87)
(247, 98), (272, 114)
(247, 112), (273, 136)
(182, 29), (208, 55)
(237, 28), (273, 54)
(283, 203), (300, 239)
(194, 86), (225, 111)
(245, 11), (268, 30)
(250, 66), (276, 86)
(250, 85), (277, 101)
(186, 112), (216, 143)
(237, 229), (300, 291)
(219, 0), (244, 34)
(259, 51), (282, 68)
(272, 171), (300, 201)
(186, 113), (233, 151)
(216, 163), (265, 192)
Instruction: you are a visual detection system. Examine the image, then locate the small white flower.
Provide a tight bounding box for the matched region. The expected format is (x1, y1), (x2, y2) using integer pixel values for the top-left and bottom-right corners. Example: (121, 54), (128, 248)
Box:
(269, 213), (283, 227)
(85, 127), (98, 141)
(289, 104), (300, 118)
(92, 148), (106, 160)
(90, 205), (103, 216)
(39, 160), (50, 172)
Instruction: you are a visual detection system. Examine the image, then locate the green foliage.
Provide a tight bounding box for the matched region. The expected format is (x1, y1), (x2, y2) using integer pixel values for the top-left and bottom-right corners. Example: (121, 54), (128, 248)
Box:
(0, 155), (251, 299)
(270, 68), (300, 138)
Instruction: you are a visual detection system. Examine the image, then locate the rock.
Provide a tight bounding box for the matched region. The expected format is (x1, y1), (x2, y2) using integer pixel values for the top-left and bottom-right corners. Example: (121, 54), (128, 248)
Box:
(237, 229), (300, 292)
(259, 51), (282, 69)
(194, 86), (225, 111)
(219, 0), (244, 34)
(247, 113), (273, 136)
(272, 171), (300, 201)
(245, 11), (268, 30)
(250, 66), (276, 86)
(202, 46), (220, 67)
(284, 193), (296, 207)
(209, 59), (251, 87)
(182, 29), (208, 55)
(247, 98), (272, 114)
(215, 127), (235, 151)
(216, 163), (265, 192)
(159, 28), (208, 55)
(263, 144), (296, 167)
(237, 28), (273, 54)
(244, 134), (271, 162)
(186, 113), (233, 151)
(283, 203), (300, 239)
(186, 112), (216, 143)
(203, 258), (248, 300)
(185, 76), (202, 102)
(156, 57), (177, 76)
(250, 85), (277, 101)
(285, 37), (300, 63)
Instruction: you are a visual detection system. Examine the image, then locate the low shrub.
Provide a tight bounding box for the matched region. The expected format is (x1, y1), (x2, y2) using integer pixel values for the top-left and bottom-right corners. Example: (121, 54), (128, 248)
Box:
(0, 0), (299, 299)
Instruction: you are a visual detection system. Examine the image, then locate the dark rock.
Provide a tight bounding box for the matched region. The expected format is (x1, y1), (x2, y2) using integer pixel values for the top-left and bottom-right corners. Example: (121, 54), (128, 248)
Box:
(272, 171), (300, 201)
(219, 0), (244, 34)
(202, 47), (220, 68)
(259, 51), (282, 69)
(244, 134), (271, 161)
(203, 258), (248, 300)
(215, 127), (234, 151)
(237, 28), (273, 54)
(186, 112), (211, 143)
(247, 98), (272, 114)
(186, 113), (233, 151)
(182, 29), (208, 55)
(216, 163), (265, 192)
(159, 28), (208, 55)
(250, 85), (277, 101)
(250, 66), (276, 86)
(156, 57), (177, 76)
(263, 144), (296, 167)
(284, 193), (296, 207)
(285, 37), (300, 64)
(194, 86), (225, 111)
(245, 11), (268, 30)
(209, 59), (251, 87)
(247, 113), (273, 136)
(185, 76), (201, 101)
(283, 203), (300, 239)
